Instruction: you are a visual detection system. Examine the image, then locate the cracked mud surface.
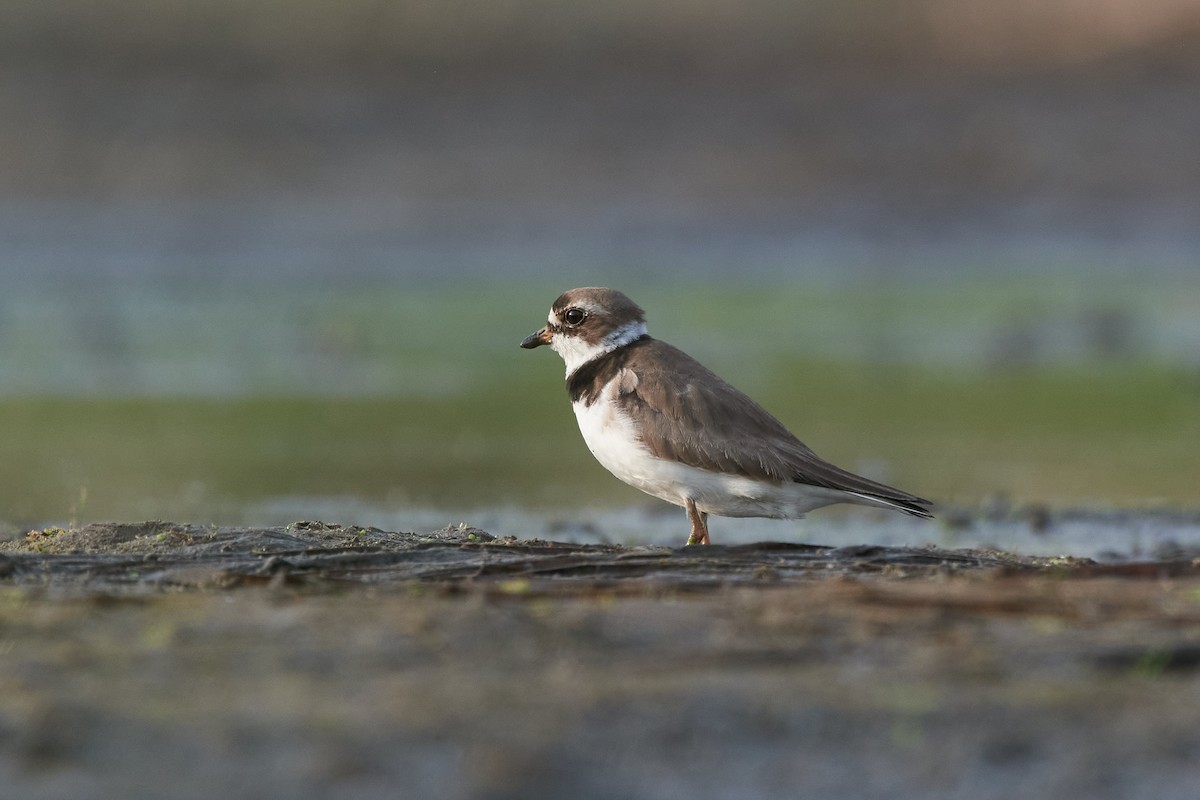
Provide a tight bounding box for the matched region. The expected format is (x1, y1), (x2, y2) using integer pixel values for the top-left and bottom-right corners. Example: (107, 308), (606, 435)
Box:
(2, 521), (1198, 799)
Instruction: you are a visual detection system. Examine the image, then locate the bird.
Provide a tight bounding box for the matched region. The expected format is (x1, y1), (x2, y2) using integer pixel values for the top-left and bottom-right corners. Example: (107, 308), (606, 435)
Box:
(520, 287), (933, 545)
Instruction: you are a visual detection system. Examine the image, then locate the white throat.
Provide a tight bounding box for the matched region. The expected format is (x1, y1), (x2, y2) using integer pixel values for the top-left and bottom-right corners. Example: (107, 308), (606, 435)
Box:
(552, 320), (648, 377)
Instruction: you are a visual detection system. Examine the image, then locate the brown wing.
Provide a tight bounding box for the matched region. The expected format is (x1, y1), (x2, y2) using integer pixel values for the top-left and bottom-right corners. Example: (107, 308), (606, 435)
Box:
(617, 339), (932, 514)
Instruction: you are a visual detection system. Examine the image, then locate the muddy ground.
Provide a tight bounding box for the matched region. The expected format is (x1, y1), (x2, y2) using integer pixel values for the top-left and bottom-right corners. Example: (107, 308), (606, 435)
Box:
(1, 520), (1198, 800)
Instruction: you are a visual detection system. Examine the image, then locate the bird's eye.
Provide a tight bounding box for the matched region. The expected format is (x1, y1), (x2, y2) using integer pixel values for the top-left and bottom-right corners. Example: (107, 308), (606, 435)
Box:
(563, 308), (586, 326)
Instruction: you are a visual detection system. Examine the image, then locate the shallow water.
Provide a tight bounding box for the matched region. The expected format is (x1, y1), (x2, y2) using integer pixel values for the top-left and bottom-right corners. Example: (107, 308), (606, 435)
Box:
(241, 497), (1200, 562)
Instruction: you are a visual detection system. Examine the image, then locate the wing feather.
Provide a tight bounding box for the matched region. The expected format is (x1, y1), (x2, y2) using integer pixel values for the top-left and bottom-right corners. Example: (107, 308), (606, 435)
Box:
(619, 340), (932, 515)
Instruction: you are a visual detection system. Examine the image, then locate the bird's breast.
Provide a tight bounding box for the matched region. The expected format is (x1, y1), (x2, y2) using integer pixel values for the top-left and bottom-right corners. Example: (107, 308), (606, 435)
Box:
(571, 388), (649, 478)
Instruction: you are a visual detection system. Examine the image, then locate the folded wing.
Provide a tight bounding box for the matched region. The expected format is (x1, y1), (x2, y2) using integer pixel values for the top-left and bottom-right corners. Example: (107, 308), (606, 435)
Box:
(620, 340), (933, 517)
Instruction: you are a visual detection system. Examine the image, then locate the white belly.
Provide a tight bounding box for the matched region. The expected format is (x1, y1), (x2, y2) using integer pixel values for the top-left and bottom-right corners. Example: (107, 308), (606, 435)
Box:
(571, 392), (851, 519)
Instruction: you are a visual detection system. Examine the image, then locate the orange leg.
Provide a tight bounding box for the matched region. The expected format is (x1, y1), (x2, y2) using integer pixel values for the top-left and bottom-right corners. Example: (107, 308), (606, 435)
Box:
(685, 499), (710, 546)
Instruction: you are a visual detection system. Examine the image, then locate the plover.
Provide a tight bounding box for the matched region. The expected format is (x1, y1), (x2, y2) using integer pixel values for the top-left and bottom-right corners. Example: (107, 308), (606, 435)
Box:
(521, 287), (933, 545)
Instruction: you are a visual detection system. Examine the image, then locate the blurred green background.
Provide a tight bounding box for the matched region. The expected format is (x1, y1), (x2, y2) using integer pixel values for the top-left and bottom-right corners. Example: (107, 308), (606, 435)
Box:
(2, 1), (1199, 526)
